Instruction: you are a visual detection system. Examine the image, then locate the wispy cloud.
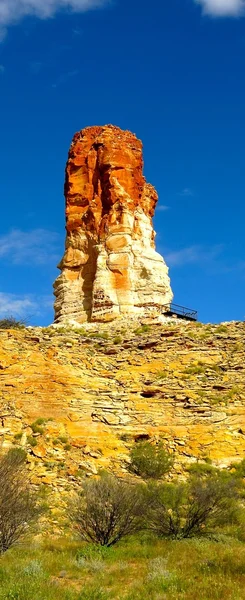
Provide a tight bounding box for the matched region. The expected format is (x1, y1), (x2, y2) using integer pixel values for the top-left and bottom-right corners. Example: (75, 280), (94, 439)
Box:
(156, 205), (169, 212)
(72, 27), (83, 35)
(0, 0), (109, 40)
(164, 244), (224, 267)
(178, 188), (194, 197)
(0, 229), (60, 265)
(0, 64), (4, 73)
(195, 0), (245, 17)
(0, 292), (53, 319)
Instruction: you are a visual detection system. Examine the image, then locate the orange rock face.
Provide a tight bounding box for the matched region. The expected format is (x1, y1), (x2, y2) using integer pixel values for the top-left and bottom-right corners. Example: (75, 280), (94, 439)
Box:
(54, 125), (173, 323)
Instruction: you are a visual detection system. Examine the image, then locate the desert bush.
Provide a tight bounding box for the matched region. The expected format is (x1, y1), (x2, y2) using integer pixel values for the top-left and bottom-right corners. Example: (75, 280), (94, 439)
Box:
(31, 422), (44, 435)
(144, 471), (241, 539)
(129, 441), (174, 480)
(187, 460), (215, 477)
(0, 316), (26, 329)
(70, 473), (144, 547)
(0, 448), (39, 553)
(230, 458), (245, 479)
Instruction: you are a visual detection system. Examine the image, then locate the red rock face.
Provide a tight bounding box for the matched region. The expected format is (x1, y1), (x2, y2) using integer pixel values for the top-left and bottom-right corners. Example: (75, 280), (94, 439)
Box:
(54, 125), (172, 323)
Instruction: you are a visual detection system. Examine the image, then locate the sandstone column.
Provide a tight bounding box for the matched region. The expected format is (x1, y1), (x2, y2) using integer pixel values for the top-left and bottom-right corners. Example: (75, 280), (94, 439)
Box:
(54, 125), (173, 323)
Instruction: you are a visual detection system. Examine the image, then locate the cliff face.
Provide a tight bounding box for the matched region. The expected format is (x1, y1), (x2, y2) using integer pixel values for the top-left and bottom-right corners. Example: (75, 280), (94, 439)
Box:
(54, 125), (173, 323)
(0, 320), (245, 491)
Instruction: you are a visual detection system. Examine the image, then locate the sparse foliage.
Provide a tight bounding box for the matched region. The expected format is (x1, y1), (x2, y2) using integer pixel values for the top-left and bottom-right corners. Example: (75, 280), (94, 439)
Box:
(0, 448), (39, 553)
(145, 471), (240, 539)
(129, 441), (174, 480)
(0, 316), (26, 330)
(70, 473), (143, 547)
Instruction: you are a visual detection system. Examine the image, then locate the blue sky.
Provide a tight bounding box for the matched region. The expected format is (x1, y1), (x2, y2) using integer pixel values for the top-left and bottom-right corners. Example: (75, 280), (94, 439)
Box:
(0, 0), (244, 325)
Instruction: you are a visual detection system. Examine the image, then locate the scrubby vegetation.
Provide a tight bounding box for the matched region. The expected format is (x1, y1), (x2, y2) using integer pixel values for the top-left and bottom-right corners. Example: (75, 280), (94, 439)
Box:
(1, 443), (245, 598)
(0, 449), (39, 553)
(70, 473), (143, 547)
(0, 316), (26, 329)
(129, 440), (174, 479)
(144, 471), (240, 540)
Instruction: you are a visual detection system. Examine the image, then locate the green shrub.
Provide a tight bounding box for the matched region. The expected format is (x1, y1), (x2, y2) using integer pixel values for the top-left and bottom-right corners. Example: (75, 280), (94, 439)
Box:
(88, 333), (109, 340)
(113, 336), (122, 345)
(144, 471), (241, 539)
(30, 419), (48, 435)
(129, 441), (174, 480)
(184, 361), (221, 376)
(230, 458), (245, 479)
(184, 363), (206, 375)
(31, 423), (44, 435)
(134, 325), (150, 335)
(34, 418), (47, 426)
(155, 371), (168, 379)
(187, 461), (215, 477)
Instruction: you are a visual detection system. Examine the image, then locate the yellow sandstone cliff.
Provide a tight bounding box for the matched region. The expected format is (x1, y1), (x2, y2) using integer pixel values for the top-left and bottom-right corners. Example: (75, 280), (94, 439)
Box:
(0, 319), (245, 491)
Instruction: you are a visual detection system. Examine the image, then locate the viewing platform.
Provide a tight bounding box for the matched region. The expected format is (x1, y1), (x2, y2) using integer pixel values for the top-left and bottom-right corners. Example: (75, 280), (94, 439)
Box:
(163, 303), (198, 322)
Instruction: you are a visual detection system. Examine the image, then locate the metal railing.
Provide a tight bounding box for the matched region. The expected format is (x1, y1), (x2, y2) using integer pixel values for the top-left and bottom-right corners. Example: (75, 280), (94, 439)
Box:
(163, 303), (198, 321)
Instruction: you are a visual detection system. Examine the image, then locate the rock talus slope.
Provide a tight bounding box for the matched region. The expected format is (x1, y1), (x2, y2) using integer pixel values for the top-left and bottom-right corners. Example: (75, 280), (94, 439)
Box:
(54, 125), (173, 323)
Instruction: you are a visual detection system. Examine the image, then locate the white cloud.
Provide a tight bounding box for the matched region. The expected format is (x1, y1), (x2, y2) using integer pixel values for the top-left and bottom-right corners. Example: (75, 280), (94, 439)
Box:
(195, 0), (245, 16)
(0, 293), (54, 319)
(0, 229), (60, 265)
(0, 0), (108, 40)
(165, 244), (223, 267)
(0, 293), (35, 317)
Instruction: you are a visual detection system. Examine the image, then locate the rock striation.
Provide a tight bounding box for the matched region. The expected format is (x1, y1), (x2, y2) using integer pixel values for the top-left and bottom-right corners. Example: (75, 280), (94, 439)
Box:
(1, 320), (245, 492)
(54, 125), (173, 323)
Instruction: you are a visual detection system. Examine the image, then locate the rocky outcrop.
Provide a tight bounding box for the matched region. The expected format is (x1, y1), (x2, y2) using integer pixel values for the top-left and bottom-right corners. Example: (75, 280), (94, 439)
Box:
(1, 320), (245, 491)
(54, 125), (173, 323)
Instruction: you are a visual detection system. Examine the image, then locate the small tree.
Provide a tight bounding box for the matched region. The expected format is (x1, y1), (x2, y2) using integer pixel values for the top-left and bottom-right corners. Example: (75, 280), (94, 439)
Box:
(145, 471), (240, 539)
(129, 441), (174, 480)
(71, 473), (144, 547)
(0, 449), (39, 553)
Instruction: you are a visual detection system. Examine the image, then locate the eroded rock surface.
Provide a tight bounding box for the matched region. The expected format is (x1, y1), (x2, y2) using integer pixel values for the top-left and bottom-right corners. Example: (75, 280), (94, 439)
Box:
(54, 125), (173, 323)
(1, 320), (245, 493)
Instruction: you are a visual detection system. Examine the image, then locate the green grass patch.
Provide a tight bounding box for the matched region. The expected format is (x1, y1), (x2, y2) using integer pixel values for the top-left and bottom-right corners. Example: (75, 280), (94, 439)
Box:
(0, 536), (245, 600)
(134, 325), (151, 335)
(27, 436), (37, 447)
